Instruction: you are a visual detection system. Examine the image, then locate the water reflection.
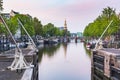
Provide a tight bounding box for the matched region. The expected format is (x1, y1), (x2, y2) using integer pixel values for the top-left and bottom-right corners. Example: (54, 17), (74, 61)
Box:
(39, 43), (91, 80)
(62, 43), (67, 58)
(83, 43), (91, 57)
(38, 44), (61, 63)
(39, 43), (118, 80)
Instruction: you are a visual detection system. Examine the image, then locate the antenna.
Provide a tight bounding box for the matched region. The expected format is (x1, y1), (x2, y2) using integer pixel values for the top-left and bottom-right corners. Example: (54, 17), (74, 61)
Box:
(0, 13), (33, 70)
(94, 20), (113, 50)
(17, 18), (38, 52)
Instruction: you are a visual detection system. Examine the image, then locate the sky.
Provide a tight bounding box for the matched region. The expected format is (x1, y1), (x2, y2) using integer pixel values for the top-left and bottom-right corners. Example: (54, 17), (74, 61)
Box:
(3, 0), (120, 33)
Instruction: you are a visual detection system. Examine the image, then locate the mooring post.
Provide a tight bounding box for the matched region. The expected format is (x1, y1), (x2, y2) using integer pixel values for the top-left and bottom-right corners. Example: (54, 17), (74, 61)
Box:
(32, 52), (38, 80)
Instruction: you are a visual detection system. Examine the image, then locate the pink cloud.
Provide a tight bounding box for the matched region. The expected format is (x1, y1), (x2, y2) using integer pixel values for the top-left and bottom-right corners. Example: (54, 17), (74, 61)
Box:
(59, 1), (101, 15)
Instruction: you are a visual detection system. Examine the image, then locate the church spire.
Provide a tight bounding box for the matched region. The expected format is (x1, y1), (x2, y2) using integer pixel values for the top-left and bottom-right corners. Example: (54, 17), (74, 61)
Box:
(64, 19), (67, 31)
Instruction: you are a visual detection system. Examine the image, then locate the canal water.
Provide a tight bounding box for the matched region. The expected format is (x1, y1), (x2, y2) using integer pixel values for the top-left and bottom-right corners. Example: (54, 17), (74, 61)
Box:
(39, 42), (91, 80)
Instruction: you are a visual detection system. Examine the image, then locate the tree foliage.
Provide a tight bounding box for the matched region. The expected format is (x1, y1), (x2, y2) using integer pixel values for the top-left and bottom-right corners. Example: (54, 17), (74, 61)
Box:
(0, 23), (5, 34)
(43, 23), (56, 37)
(14, 14), (35, 36)
(0, 12), (70, 37)
(83, 7), (120, 37)
(6, 16), (18, 35)
(33, 17), (43, 35)
(0, 16), (18, 35)
(42, 23), (69, 37)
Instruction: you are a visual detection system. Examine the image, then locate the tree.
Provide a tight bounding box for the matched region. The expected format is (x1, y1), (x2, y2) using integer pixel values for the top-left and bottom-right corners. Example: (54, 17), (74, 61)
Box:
(43, 23), (55, 37)
(6, 16), (18, 35)
(102, 7), (115, 20)
(53, 27), (61, 37)
(15, 14), (35, 36)
(0, 16), (18, 35)
(3, 14), (35, 36)
(42, 23), (66, 37)
(83, 7), (120, 38)
(33, 17), (43, 35)
(0, 14), (32, 36)
(0, 23), (5, 34)
(0, 0), (3, 34)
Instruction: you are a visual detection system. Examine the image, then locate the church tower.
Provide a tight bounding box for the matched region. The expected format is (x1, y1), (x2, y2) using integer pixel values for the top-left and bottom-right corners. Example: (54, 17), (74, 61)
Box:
(63, 19), (69, 42)
(64, 19), (67, 31)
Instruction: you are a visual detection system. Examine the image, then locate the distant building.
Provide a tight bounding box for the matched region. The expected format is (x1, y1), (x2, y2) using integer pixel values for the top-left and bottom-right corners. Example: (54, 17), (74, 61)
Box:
(58, 27), (64, 31)
(1, 13), (10, 19)
(0, 10), (19, 20)
(70, 33), (77, 37)
(70, 32), (83, 38)
(10, 10), (19, 17)
(77, 32), (83, 37)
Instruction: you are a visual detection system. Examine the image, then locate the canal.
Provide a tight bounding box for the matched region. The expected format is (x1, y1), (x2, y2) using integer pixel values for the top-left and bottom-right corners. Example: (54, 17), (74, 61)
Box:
(39, 42), (91, 80)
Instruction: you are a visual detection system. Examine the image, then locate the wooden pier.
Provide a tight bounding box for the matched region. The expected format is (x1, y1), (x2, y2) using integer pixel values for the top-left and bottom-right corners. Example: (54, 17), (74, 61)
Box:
(92, 48), (120, 80)
(0, 48), (38, 80)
